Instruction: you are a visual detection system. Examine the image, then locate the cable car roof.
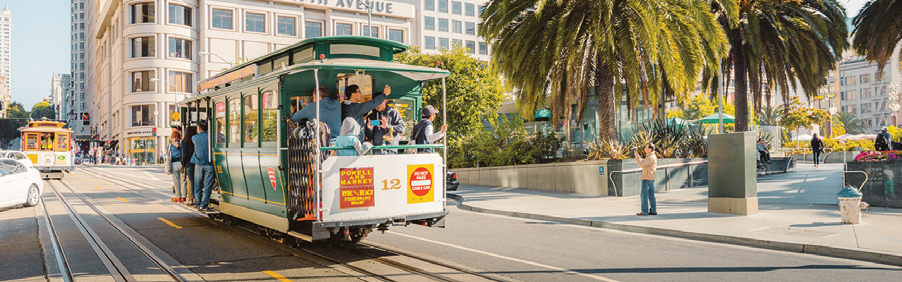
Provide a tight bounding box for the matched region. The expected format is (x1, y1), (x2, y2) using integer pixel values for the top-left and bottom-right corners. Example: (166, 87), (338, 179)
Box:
(288, 58), (451, 81)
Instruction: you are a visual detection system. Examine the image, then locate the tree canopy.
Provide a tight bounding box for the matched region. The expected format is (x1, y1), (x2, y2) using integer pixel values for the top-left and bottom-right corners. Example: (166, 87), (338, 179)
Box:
(31, 101), (55, 120)
(7, 102), (29, 119)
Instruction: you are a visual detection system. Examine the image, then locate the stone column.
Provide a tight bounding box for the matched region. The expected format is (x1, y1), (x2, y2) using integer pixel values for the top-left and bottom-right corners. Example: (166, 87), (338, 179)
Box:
(707, 131), (758, 215)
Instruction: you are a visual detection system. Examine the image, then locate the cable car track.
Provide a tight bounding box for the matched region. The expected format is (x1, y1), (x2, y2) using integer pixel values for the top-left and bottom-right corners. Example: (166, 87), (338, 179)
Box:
(44, 180), (185, 282)
(80, 167), (509, 282)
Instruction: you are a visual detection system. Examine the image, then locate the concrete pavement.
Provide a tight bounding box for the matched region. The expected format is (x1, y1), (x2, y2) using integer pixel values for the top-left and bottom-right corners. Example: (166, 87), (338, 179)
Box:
(449, 163), (902, 266)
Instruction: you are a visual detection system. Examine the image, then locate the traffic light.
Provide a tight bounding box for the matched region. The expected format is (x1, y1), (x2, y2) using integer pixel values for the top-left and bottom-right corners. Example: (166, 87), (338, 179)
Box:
(152, 127), (157, 137)
(82, 112), (90, 121)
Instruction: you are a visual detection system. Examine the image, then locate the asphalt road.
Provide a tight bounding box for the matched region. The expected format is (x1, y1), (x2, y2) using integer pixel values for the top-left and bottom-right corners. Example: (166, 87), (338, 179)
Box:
(1, 165), (900, 282)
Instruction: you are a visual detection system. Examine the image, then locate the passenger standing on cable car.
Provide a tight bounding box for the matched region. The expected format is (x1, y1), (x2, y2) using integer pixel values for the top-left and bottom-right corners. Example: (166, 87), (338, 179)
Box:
(291, 86), (341, 140)
(342, 85), (391, 141)
(168, 131), (185, 203)
(192, 120), (215, 211)
(181, 125), (197, 204)
(410, 105), (447, 153)
(365, 99), (404, 154)
(41, 133), (53, 150)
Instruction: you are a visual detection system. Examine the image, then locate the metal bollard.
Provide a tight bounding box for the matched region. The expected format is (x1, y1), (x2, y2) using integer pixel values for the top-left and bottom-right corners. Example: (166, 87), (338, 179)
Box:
(837, 186), (864, 224)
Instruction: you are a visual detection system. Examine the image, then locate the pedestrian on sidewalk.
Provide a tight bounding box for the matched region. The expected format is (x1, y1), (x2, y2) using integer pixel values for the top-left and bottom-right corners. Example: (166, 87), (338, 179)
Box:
(811, 133), (824, 168)
(168, 131), (185, 203)
(634, 143), (657, 216)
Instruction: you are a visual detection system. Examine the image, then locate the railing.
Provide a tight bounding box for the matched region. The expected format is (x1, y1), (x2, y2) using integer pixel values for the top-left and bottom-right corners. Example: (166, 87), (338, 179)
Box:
(843, 170), (869, 193)
(320, 144), (445, 151)
(607, 160), (708, 197)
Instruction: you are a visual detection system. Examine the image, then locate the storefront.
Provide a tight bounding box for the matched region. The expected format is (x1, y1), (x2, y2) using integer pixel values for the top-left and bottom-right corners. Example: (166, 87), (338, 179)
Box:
(125, 129), (155, 165)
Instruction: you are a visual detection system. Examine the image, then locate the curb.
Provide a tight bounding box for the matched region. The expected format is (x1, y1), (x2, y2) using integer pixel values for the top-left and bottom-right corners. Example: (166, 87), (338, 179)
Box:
(447, 193), (902, 267)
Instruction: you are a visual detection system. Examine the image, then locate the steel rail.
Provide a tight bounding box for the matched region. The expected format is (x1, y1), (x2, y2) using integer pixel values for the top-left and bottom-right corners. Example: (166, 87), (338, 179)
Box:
(607, 160), (709, 197)
(38, 187), (74, 282)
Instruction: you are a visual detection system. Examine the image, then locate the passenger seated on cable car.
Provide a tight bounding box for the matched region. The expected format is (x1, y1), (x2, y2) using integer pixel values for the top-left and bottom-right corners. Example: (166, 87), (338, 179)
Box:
(334, 117), (373, 156)
(342, 84), (391, 141)
(410, 105), (447, 153)
(290, 86), (341, 140)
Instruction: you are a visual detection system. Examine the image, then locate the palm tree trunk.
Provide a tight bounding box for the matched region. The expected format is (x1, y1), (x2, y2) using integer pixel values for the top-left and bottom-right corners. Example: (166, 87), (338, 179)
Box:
(734, 50), (750, 132)
(597, 63), (616, 140)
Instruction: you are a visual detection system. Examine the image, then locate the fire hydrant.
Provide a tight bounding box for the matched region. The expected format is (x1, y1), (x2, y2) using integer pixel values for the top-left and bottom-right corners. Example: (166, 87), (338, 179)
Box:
(837, 186), (864, 224)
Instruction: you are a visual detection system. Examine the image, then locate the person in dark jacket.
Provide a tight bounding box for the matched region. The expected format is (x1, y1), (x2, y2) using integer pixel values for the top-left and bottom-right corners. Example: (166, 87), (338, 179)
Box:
(181, 125), (197, 203)
(410, 105), (447, 153)
(342, 84), (391, 141)
(291, 86), (341, 140)
(811, 133), (824, 168)
(876, 126), (892, 151)
(365, 100), (405, 154)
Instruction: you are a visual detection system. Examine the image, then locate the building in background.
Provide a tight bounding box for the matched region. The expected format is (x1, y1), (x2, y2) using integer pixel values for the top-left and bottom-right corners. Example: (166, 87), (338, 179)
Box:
(0, 77), (8, 118)
(813, 49), (902, 133)
(85, 0), (491, 163)
(69, 0), (90, 152)
(50, 72), (72, 120)
(0, 5), (10, 95)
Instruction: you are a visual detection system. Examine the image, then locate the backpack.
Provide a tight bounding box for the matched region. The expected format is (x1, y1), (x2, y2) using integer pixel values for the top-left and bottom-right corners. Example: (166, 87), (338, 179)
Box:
(876, 134), (890, 151)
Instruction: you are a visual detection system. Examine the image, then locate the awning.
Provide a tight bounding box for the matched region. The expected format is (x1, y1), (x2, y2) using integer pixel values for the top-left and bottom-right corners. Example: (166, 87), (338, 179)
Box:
(697, 113), (735, 124)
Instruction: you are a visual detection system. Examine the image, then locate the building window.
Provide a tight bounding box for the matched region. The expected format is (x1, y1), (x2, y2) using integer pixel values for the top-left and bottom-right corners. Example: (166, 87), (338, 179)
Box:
(452, 39), (461, 47)
(479, 42), (487, 55)
(465, 22), (475, 35)
(130, 36), (155, 58)
(452, 20), (462, 34)
(168, 37), (191, 59)
(131, 3), (155, 24)
(452, 1), (462, 15)
(466, 40), (475, 54)
(262, 91), (278, 143)
(425, 36), (435, 50)
(388, 29), (404, 43)
(465, 3), (475, 17)
(277, 16), (296, 36)
(848, 90), (858, 100)
(438, 0), (448, 13)
(860, 74), (871, 84)
(168, 71), (193, 93)
(425, 16), (435, 31)
(438, 18), (448, 32)
(439, 37), (449, 50)
(211, 8), (233, 30)
(305, 21), (323, 38)
(861, 88), (871, 99)
(131, 104), (155, 126)
(363, 26), (378, 38)
(246, 12), (265, 33)
(425, 0), (435, 11)
(335, 23), (352, 36)
(131, 71), (155, 92)
(845, 76), (857, 85)
(168, 4), (192, 26)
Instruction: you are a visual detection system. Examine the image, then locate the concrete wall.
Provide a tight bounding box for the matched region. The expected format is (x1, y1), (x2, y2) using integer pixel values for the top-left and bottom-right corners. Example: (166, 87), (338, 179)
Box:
(456, 160), (610, 195)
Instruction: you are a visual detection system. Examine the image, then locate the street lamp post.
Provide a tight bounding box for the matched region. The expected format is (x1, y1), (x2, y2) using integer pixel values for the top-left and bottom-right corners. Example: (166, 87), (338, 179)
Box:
(890, 84), (901, 125)
(199, 51), (233, 65)
(357, 0), (374, 37)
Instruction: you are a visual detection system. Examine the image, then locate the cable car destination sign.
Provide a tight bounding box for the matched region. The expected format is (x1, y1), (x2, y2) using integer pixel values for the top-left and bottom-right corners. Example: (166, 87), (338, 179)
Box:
(339, 167), (376, 209)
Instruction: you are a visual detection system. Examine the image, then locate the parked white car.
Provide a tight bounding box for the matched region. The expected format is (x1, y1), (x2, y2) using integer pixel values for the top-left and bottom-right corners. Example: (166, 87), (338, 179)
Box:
(0, 158), (44, 208)
(0, 150), (34, 169)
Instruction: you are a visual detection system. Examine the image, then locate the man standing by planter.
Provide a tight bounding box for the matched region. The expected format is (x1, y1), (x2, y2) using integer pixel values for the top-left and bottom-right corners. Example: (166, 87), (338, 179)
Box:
(634, 143), (657, 216)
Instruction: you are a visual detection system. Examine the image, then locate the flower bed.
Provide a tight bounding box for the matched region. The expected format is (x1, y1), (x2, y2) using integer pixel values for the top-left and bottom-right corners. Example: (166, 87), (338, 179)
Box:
(854, 150), (902, 162)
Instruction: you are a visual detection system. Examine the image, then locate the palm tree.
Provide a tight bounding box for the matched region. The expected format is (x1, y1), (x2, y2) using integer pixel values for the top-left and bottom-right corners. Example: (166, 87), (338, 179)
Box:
(852, 0), (902, 71)
(834, 112), (867, 134)
(706, 0), (847, 132)
(479, 0), (731, 140)
(755, 105), (781, 126)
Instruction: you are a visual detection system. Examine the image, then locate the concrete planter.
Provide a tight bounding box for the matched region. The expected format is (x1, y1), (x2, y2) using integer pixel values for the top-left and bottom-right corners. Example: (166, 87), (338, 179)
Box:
(606, 158), (708, 197)
(455, 161), (610, 195)
(845, 160), (902, 208)
(794, 151), (862, 164)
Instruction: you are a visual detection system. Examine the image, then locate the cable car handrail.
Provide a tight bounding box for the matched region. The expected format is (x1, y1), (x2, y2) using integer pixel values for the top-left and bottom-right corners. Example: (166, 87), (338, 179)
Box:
(319, 144), (444, 151)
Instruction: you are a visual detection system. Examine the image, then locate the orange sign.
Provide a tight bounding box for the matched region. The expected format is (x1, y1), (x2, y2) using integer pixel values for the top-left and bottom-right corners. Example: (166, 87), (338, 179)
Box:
(339, 167), (375, 209)
(267, 167), (277, 190)
(407, 164), (434, 204)
(198, 64), (258, 92)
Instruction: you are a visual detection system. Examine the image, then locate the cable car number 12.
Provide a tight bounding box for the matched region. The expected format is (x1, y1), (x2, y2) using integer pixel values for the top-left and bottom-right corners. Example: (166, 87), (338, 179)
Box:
(382, 179), (401, 190)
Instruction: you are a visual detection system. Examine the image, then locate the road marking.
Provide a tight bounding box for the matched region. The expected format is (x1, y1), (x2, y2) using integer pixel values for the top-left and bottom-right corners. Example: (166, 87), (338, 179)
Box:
(143, 171), (161, 181)
(389, 232), (620, 282)
(117, 197), (128, 202)
(262, 271), (293, 282)
(81, 179), (86, 182)
(157, 218), (183, 229)
(95, 186), (102, 189)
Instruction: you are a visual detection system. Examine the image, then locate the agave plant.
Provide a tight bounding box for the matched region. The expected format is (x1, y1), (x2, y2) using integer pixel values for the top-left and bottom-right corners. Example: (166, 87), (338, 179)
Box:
(587, 137), (630, 160)
(587, 120), (711, 159)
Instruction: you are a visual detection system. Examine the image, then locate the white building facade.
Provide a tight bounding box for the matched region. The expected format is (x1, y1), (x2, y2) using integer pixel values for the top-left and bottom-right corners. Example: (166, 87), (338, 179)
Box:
(814, 48), (902, 133)
(86, 0), (490, 162)
(50, 72), (72, 120)
(0, 5), (10, 95)
(70, 0), (90, 143)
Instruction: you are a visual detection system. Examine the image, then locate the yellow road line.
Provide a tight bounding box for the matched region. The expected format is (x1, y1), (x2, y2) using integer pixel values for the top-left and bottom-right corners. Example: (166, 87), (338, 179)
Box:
(95, 186), (101, 189)
(262, 271), (292, 282)
(157, 218), (183, 229)
(117, 197), (128, 202)
(81, 179), (86, 182)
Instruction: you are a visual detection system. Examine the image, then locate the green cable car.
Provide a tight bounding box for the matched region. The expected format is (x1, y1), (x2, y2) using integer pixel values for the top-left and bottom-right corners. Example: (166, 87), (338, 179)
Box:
(178, 36), (451, 242)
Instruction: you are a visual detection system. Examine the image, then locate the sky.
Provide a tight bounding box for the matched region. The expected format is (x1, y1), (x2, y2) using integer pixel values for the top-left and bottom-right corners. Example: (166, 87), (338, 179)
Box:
(0, 0), (879, 110)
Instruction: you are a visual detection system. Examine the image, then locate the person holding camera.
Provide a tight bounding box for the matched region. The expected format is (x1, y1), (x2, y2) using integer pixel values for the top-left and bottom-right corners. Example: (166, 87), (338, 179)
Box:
(366, 100), (405, 154)
(634, 143), (658, 216)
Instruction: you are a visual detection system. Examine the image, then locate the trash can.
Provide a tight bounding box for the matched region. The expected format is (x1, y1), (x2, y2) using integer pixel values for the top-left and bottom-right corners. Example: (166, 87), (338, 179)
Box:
(837, 186), (864, 224)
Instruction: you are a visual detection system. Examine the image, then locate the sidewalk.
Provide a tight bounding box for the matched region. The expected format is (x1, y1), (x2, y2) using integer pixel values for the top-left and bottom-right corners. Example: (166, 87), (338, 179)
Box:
(449, 163), (902, 266)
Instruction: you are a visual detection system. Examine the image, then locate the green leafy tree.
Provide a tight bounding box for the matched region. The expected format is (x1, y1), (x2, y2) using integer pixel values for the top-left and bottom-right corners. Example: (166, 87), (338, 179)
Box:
(31, 101), (55, 120)
(780, 97), (829, 132)
(7, 102), (28, 119)
(833, 112), (867, 134)
(666, 110), (683, 119)
(479, 0), (731, 140)
(684, 95), (715, 120)
(707, 0), (847, 131)
(755, 106), (782, 126)
(0, 119), (28, 149)
(852, 0), (902, 71)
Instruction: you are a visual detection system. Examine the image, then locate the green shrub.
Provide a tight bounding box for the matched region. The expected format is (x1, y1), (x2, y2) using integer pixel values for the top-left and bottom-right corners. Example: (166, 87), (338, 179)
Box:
(587, 120), (709, 160)
(449, 116), (561, 168)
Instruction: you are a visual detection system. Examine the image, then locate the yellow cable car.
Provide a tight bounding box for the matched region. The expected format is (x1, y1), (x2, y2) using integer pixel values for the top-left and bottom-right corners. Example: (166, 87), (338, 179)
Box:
(20, 119), (74, 179)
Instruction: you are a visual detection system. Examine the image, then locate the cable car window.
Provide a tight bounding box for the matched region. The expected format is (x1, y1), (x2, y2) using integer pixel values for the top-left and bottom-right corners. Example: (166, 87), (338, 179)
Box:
(215, 100), (226, 146)
(292, 47), (313, 64)
(229, 97), (241, 146)
(244, 94), (259, 145)
(336, 73), (373, 102)
(40, 133), (55, 151)
(57, 133), (70, 150)
(273, 55), (289, 71)
(390, 99), (416, 142)
(261, 90), (278, 144)
(25, 133), (38, 150)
